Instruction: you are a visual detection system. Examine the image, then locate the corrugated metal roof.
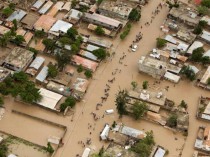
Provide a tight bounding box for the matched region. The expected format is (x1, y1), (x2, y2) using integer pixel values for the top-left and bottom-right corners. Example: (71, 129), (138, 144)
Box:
(86, 44), (99, 52)
(49, 20), (72, 35)
(38, 1), (54, 14)
(6, 10), (27, 21)
(29, 56), (45, 70)
(79, 50), (98, 61)
(32, 0), (45, 10)
(36, 66), (48, 82)
(34, 15), (56, 32)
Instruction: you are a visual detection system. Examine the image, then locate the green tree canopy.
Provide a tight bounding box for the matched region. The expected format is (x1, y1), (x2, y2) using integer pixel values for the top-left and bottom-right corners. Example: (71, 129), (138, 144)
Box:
(115, 89), (128, 117)
(59, 37), (71, 47)
(156, 38), (167, 48)
(28, 47), (39, 57)
(60, 96), (76, 112)
(95, 26), (105, 36)
(0, 144), (8, 157)
(131, 101), (148, 120)
(47, 64), (58, 78)
(131, 81), (138, 90)
(0, 96), (4, 107)
(207, 77), (210, 85)
(55, 50), (71, 70)
(181, 66), (196, 81)
(42, 38), (55, 51)
(12, 71), (28, 83)
(92, 48), (107, 60)
(12, 19), (17, 30)
(12, 35), (25, 45)
(201, 0), (210, 8)
(128, 8), (141, 21)
(2, 7), (13, 17)
(67, 27), (78, 40)
(84, 69), (93, 79)
(197, 6), (210, 15)
(201, 56), (210, 65)
(77, 64), (84, 73)
(191, 47), (204, 62)
(34, 30), (46, 38)
(179, 100), (188, 109)
(142, 81), (148, 89)
(167, 114), (178, 128)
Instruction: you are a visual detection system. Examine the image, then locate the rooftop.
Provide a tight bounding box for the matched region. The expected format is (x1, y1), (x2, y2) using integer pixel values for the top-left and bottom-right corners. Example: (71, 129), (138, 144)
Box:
(200, 30), (210, 42)
(28, 56), (45, 70)
(139, 56), (167, 70)
(186, 41), (203, 55)
(0, 66), (12, 82)
(21, 13), (40, 30)
(6, 9), (27, 22)
(47, 1), (64, 17)
(0, 25), (10, 35)
(72, 78), (89, 93)
(31, 0), (45, 10)
(33, 15), (56, 32)
(38, 0), (54, 14)
(176, 29), (196, 44)
(64, 9), (83, 21)
(88, 36), (112, 48)
(200, 66), (210, 85)
(49, 20), (73, 36)
(79, 50), (98, 61)
(36, 66), (48, 83)
(46, 81), (71, 97)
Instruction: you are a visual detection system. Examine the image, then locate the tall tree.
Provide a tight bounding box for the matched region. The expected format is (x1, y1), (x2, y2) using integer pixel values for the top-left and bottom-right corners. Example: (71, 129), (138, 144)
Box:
(42, 38), (55, 51)
(128, 8), (141, 21)
(115, 89), (128, 117)
(67, 27), (78, 40)
(131, 101), (148, 120)
(12, 35), (25, 45)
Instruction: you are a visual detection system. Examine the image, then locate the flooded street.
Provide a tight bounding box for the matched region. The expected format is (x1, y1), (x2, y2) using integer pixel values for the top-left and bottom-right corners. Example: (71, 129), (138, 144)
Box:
(1, 0), (210, 157)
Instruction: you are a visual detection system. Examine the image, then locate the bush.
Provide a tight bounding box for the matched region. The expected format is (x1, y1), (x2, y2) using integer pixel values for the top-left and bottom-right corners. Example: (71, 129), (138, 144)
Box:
(156, 38), (167, 48)
(181, 66), (196, 81)
(179, 100), (187, 109)
(28, 47), (38, 57)
(92, 48), (107, 60)
(128, 8), (141, 21)
(191, 47), (204, 62)
(77, 65), (84, 73)
(197, 6), (210, 15)
(35, 30), (46, 38)
(167, 114), (178, 128)
(142, 81), (148, 89)
(46, 142), (54, 154)
(95, 26), (105, 36)
(2, 7), (13, 17)
(120, 24), (132, 40)
(84, 70), (93, 79)
(47, 64), (58, 78)
(201, 0), (210, 8)
(60, 96), (76, 112)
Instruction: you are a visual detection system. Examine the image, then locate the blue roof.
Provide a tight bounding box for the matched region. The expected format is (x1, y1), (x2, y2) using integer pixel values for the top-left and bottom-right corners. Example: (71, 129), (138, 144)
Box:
(36, 66), (48, 82)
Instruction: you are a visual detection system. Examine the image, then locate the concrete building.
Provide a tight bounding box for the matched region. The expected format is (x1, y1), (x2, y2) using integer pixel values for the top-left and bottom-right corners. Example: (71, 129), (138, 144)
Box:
(168, 2), (201, 27)
(175, 29), (196, 44)
(199, 66), (210, 90)
(0, 66), (12, 82)
(83, 13), (122, 30)
(195, 126), (210, 153)
(63, 9), (83, 24)
(2, 47), (33, 71)
(138, 56), (167, 79)
(98, 0), (134, 20)
(21, 13), (40, 30)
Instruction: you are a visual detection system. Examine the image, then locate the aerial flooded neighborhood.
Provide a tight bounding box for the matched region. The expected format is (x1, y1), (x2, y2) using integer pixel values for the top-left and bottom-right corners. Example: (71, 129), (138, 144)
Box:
(1, 0), (210, 157)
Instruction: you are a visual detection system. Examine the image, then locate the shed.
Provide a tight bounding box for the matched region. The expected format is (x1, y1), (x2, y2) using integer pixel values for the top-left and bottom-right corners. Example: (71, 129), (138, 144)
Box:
(100, 124), (110, 140)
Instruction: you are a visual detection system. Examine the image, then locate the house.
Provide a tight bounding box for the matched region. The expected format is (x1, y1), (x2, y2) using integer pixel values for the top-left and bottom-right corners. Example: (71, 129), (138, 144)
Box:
(138, 56), (167, 79)
(38, 0), (54, 15)
(71, 55), (99, 72)
(79, 50), (99, 62)
(36, 66), (48, 84)
(33, 15), (56, 32)
(0, 67), (12, 82)
(36, 88), (63, 111)
(15, 28), (34, 46)
(195, 126), (210, 153)
(199, 66), (210, 90)
(21, 13), (40, 30)
(49, 20), (73, 36)
(186, 41), (203, 56)
(88, 24), (111, 36)
(71, 78), (89, 100)
(47, 1), (64, 17)
(83, 13), (122, 30)
(164, 71), (180, 83)
(31, 0), (45, 11)
(197, 96), (210, 121)
(5, 9), (27, 27)
(2, 47), (33, 71)
(0, 25), (10, 35)
(25, 56), (45, 76)
(175, 29), (196, 44)
(98, 0), (135, 20)
(167, 2), (201, 27)
(81, 44), (100, 52)
(88, 36), (112, 48)
(151, 146), (166, 157)
(63, 9), (83, 24)
(61, 2), (71, 12)
(199, 30), (210, 44)
(201, 16), (210, 31)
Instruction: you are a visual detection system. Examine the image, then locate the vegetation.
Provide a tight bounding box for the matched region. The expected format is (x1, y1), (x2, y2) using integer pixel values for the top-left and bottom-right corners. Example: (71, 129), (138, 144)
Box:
(193, 20), (207, 35)
(181, 66), (196, 81)
(142, 81), (148, 89)
(70, 36), (83, 54)
(179, 100), (188, 109)
(2, 6), (14, 17)
(60, 96), (76, 112)
(45, 142), (54, 154)
(48, 64), (58, 78)
(0, 96), (4, 107)
(12, 35), (25, 45)
(97, 0), (103, 5)
(0, 71), (42, 103)
(120, 24), (132, 40)
(156, 38), (167, 48)
(191, 47), (205, 62)
(201, 0), (210, 8)
(58, 37), (71, 47)
(166, 1), (179, 9)
(0, 144), (8, 157)
(131, 81), (138, 90)
(197, 6), (210, 15)
(95, 26), (105, 36)
(67, 27), (78, 40)
(12, 19), (17, 30)
(34, 30), (46, 38)
(131, 131), (155, 157)
(42, 38), (55, 51)
(71, 0), (78, 8)
(131, 101), (148, 120)
(112, 121), (117, 128)
(92, 48), (107, 60)
(77, 65), (84, 73)
(0, 32), (10, 47)
(167, 114), (178, 128)
(28, 47), (39, 57)
(84, 69), (93, 79)
(55, 50), (71, 70)
(128, 8), (141, 21)
(115, 89), (128, 117)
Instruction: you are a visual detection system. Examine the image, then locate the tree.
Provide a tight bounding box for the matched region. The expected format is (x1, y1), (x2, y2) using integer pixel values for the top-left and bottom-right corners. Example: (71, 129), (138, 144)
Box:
(42, 38), (55, 51)
(191, 47), (204, 62)
(167, 114), (178, 128)
(120, 24), (132, 40)
(131, 81), (138, 90)
(131, 101), (148, 120)
(156, 38), (167, 48)
(0, 96), (4, 107)
(28, 47), (39, 57)
(193, 25), (203, 35)
(179, 100), (188, 109)
(201, 0), (210, 8)
(46, 142), (54, 154)
(55, 51), (71, 70)
(199, 20), (208, 27)
(71, 0), (78, 8)
(59, 37), (71, 47)
(142, 81), (148, 89)
(128, 8), (141, 21)
(92, 48), (107, 60)
(2, 7), (13, 17)
(95, 26), (105, 36)
(12, 35), (25, 45)
(60, 96), (76, 112)
(71, 43), (80, 54)
(84, 69), (93, 79)
(181, 66), (196, 81)
(12, 71), (28, 83)
(0, 144), (8, 157)
(166, 1), (179, 9)
(12, 19), (17, 30)
(115, 89), (128, 117)
(97, 0), (103, 5)
(0, 32), (11, 47)
(207, 77), (210, 85)
(48, 64), (58, 78)
(197, 6), (210, 15)
(9, 3), (16, 10)
(34, 30), (46, 38)
(67, 27), (78, 40)
(201, 56), (210, 65)
(77, 65), (84, 73)
(131, 131), (155, 157)
(0, 82), (10, 95)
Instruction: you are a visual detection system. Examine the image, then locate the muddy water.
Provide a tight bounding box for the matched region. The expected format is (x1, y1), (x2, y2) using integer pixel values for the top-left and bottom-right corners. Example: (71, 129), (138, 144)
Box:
(1, 0), (210, 157)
